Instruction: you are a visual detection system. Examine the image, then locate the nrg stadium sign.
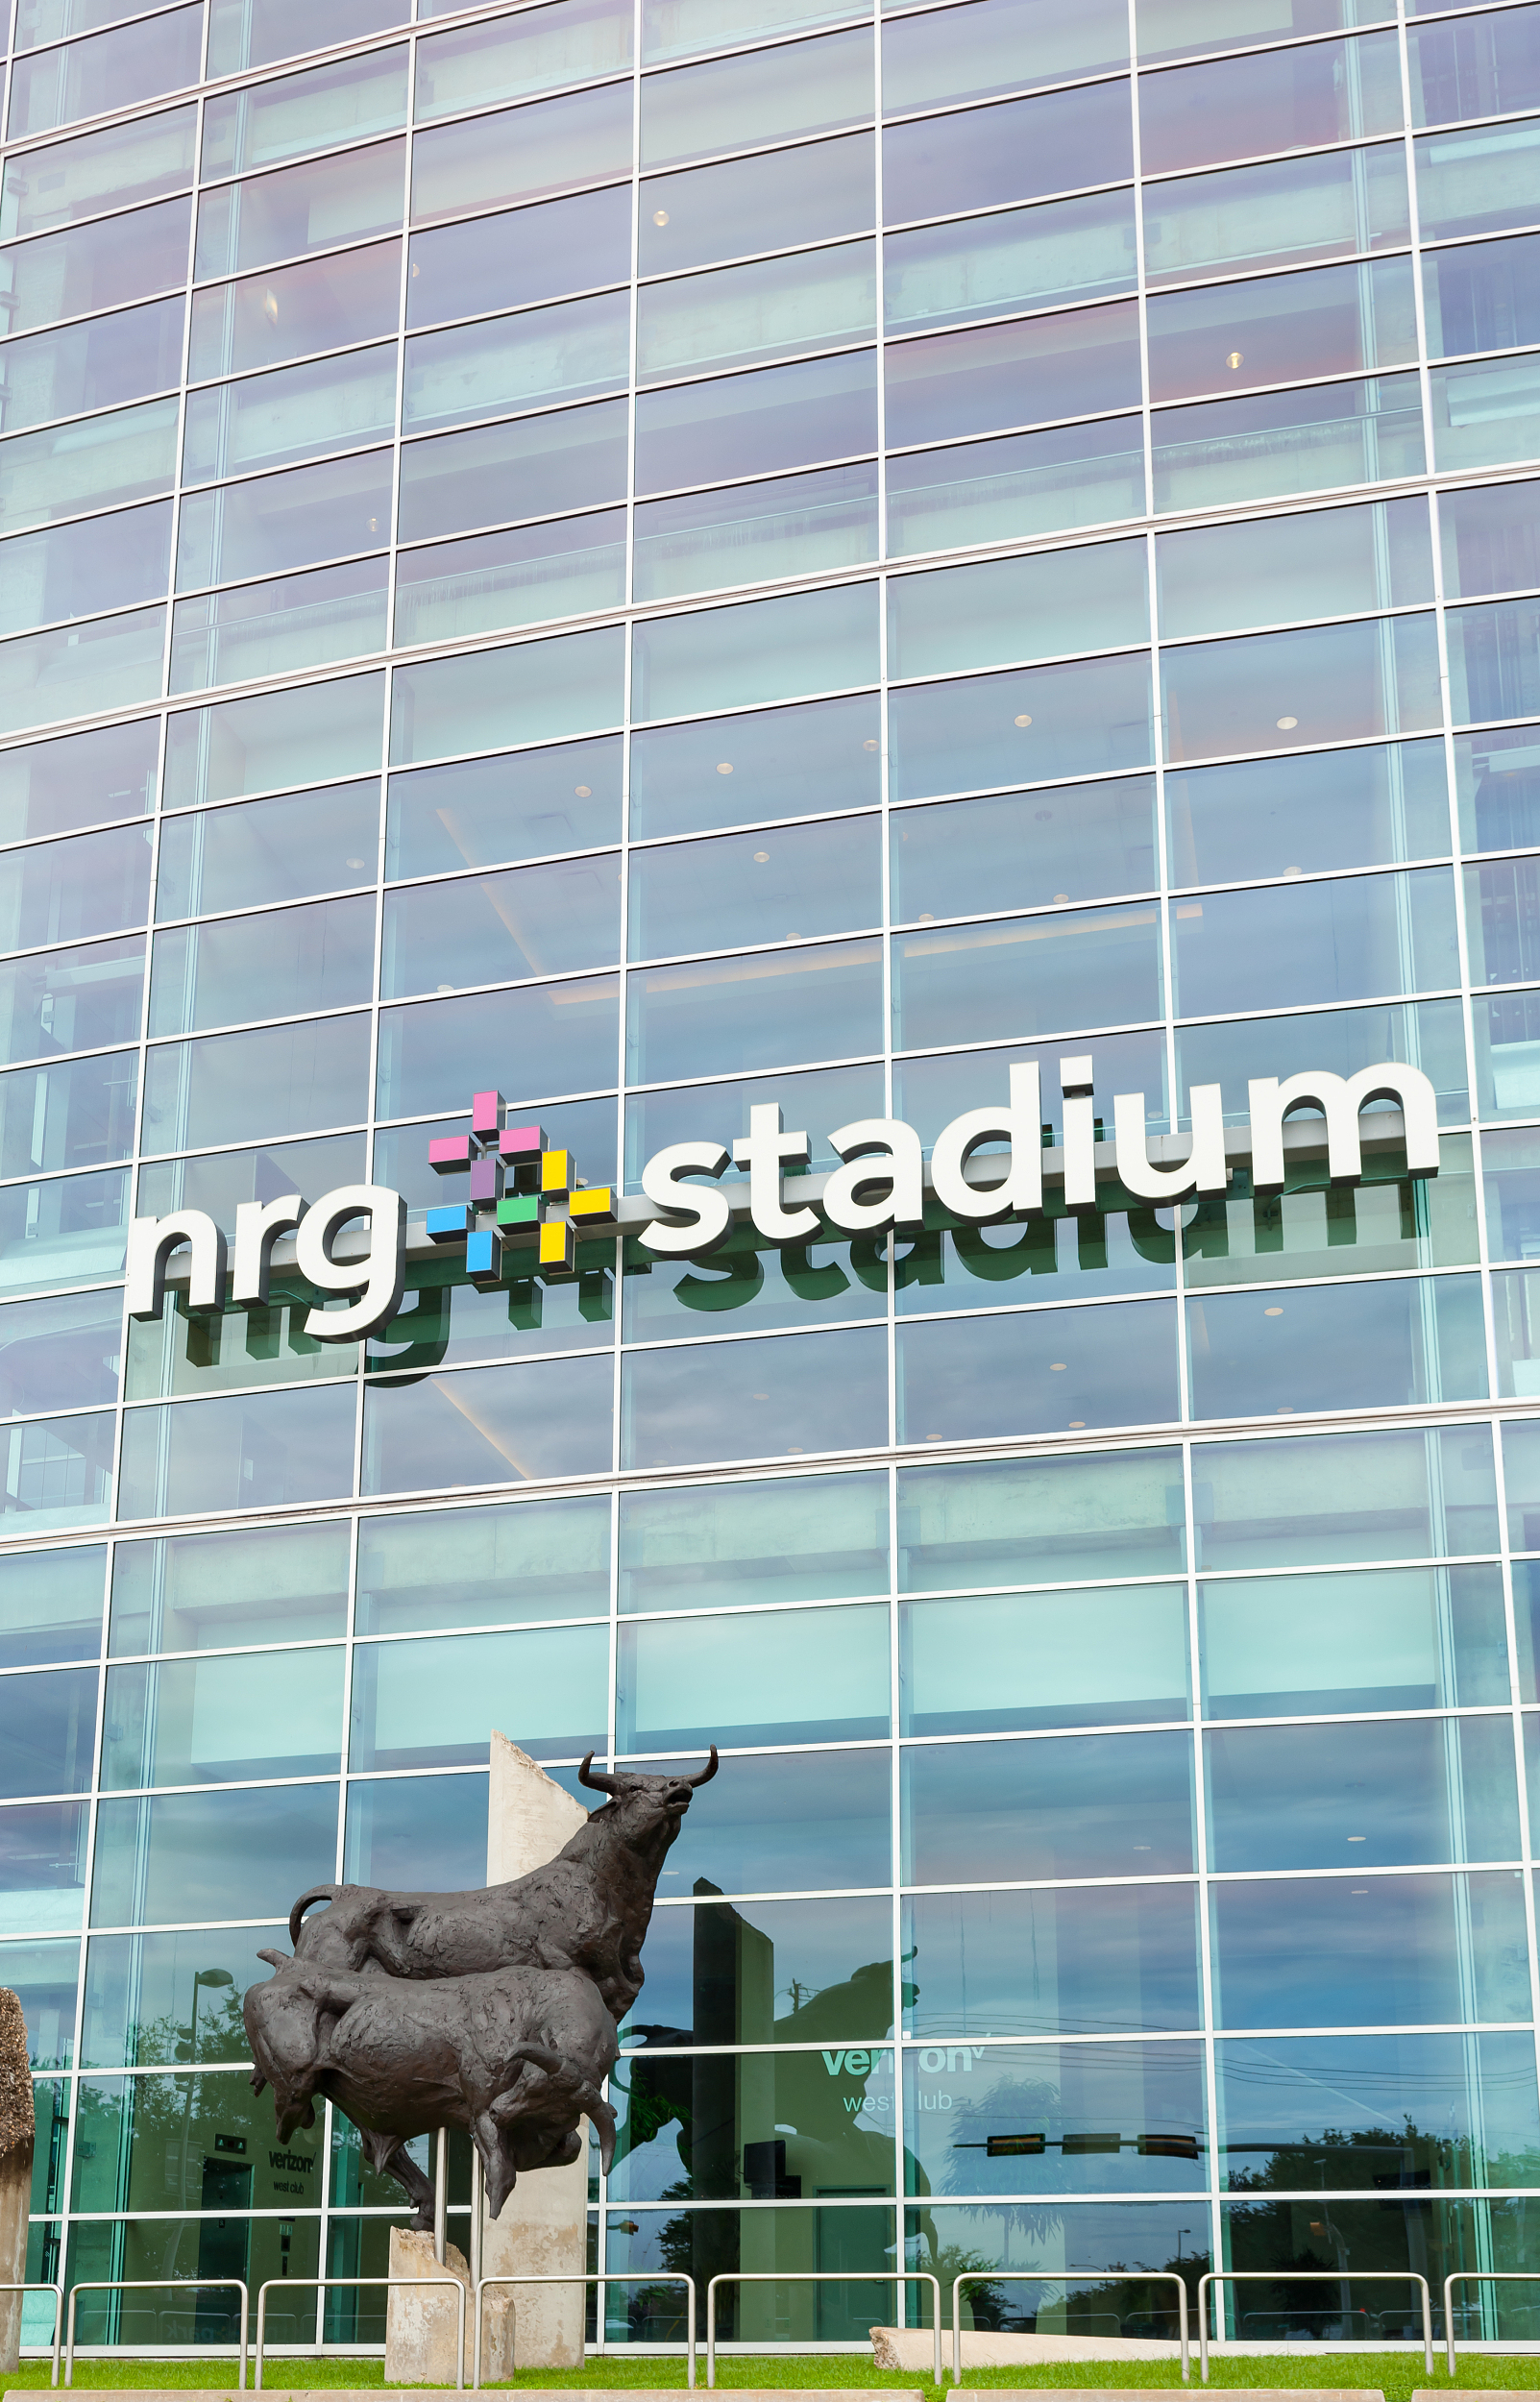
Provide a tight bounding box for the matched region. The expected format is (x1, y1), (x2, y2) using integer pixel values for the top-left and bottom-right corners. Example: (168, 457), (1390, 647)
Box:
(126, 1057), (1442, 1347)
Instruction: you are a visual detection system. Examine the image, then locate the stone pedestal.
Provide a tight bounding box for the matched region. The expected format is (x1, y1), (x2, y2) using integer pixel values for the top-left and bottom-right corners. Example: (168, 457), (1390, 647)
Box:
(478, 1733), (590, 2370)
(0, 1989), (35, 2375)
(384, 2228), (473, 2387)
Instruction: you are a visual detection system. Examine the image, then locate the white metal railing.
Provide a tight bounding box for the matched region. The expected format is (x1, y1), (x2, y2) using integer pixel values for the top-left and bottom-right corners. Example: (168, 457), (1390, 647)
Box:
(473, 2270), (697, 2389)
(1, 2279), (62, 2387)
(254, 2274), (465, 2390)
(951, 2269), (1189, 2386)
(64, 2278), (249, 2387)
(705, 2271), (941, 2388)
(1443, 2268), (1540, 2372)
(1197, 2267), (1432, 2378)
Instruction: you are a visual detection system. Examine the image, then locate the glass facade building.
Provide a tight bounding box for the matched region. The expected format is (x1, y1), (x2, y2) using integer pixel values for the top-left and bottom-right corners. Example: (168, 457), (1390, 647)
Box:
(11, 0), (1540, 2360)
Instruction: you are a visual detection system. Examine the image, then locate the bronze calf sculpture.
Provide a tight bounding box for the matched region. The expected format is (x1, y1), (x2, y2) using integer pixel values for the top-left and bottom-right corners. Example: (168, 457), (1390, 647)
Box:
(245, 1751), (717, 2226)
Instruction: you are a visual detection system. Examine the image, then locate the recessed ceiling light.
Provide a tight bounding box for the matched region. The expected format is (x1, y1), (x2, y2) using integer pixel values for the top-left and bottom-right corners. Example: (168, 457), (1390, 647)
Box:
(1053, 891), (1069, 902)
(1049, 1360), (1067, 1371)
(1014, 713), (1033, 727)
(863, 738), (879, 751)
(1226, 351), (1243, 369)
(716, 761), (733, 775)
(1276, 715), (1298, 730)
(753, 850), (770, 862)
(652, 208), (670, 226)
(1264, 1305), (1283, 1315)
(574, 784), (592, 797)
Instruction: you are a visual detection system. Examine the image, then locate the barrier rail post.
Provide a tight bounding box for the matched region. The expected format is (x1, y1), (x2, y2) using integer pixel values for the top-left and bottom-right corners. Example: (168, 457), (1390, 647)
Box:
(0, 2279), (63, 2387)
(472, 2270), (696, 2390)
(63, 2278), (248, 2388)
(703, 2270), (942, 2389)
(1196, 2267), (1432, 2379)
(254, 2275), (464, 2390)
(950, 2269), (1187, 2388)
(1441, 2267), (1540, 2373)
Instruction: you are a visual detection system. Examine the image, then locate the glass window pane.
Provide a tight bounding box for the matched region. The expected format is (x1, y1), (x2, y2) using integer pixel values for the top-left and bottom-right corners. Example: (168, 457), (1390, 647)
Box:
(207, 0), (407, 77)
(1144, 143), (1410, 286)
(901, 1583), (1189, 1735)
(627, 936), (884, 1082)
(116, 1385), (357, 1519)
(885, 83), (1132, 224)
(905, 1728), (1193, 1884)
(0, 106), (196, 240)
(89, 1782), (338, 1927)
(892, 897), (1162, 1050)
(156, 781), (380, 920)
(1409, 3), (1540, 126)
(101, 1647), (345, 1787)
(0, 1542), (104, 1669)
(0, 1664), (95, 1798)
(1417, 114), (1540, 243)
(349, 1623), (607, 1768)
(403, 293), (629, 433)
(0, 605), (165, 741)
(360, 1355), (614, 1495)
(891, 542), (1148, 680)
(81, 1924), (286, 2068)
(618, 1601), (889, 1751)
(409, 192), (627, 342)
(883, 0), (1128, 109)
(1167, 739), (1451, 884)
(623, 1220), (885, 1344)
(1214, 2029), (1540, 2193)
(110, 1520), (350, 1654)
(1137, 34), (1403, 177)
(1154, 370), (1426, 513)
(1194, 1422), (1500, 1569)
(189, 241), (401, 383)
(381, 857), (619, 998)
(1449, 596), (1540, 730)
(343, 1767), (489, 1890)
(0, 1933), (78, 2065)
(643, 27), (872, 168)
(139, 1004), (367, 1150)
(388, 625), (623, 766)
(0, 396), (179, 533)
(893, 780), (1156, 924)
(0, 195), (189, 337)
(0, 718), (158, 845)
(1173, 867), (1457, 1017)
(0, 1168), (129, 1304)
(1210, 1869), (1528, 2027)
(8, 7), (201, 138)
(638, 241), (876, 383)
(1188, 1273), (1487, 1419)
(182, 347), (399, 482)
(1209, 1713), (1520, 1873)
(642, 134), (874, 280)
(629, 694), (880, 840)
(374, 975), (617, 1119)
(887, 416), (1146, 557)
(0, 295), (183, 438)
(149, 895), (375, 1037)
(891, 654), (1153, 801)
(898, 1448), (1185, 1591)
(0, 1286), (119, 1419)
(0, 931), (143, 1067)
(894, 1027), (1167, 1150)
(409, 83), (632, 224)
(624, 1061), (885, 1189)
(612, 2039), (897, 2202)
(0, 1799), (87, 1935)
(896, 1297), (1182, 1442)
(0, 821), (152, 953)
(885, 189), (1137, 338)
(367, 1238), (615, 1374)
(1158, 495), (1433, 637)
(1161, 616), (1441, 763)
(886, 298), (1141, 448)
(135, 1136), (371, 1237)
(176, 452), (393, 593)
(417, 0), (630, 120)
(628, 817), (881, 961)
(193, 139), (405, 282)
(163, 672), (384, 808)
(1203, 1563), (1508, 1716)
(357, 1495), (609, 1633)
(394, 511), (627, 654)
(202, 46), (407, 176)
(619, 1469), (887, 1613)
(1482, 1125), (1540, 1263)
(906, 2040), (1207, 2199)
(620, 1893), (893, 2048)
(385, 737), (622, 877)
(904, 1884), (1202, 2037)
(1148, 256), (1416, 407)
(636, 354), (876, 499)
(400, 401), (627, 545)
(631, 1745), (891, 1892)
(620, 1324), (888, 1473)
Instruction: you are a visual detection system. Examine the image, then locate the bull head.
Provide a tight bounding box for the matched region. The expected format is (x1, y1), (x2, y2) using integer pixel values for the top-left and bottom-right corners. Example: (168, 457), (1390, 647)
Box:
(578, 1746), (718, 1795)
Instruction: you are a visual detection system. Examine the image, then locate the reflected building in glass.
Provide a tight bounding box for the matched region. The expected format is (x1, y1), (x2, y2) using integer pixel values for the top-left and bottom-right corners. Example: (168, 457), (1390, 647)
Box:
(5, 0), (1540, 2363)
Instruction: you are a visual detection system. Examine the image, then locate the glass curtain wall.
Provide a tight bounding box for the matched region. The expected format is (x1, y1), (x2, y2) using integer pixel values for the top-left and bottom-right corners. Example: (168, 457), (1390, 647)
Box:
(4, 0), (1540, 2357)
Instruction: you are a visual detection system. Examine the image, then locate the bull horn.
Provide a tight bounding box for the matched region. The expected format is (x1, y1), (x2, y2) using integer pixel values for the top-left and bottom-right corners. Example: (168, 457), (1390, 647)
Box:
(688, 1746), (720, 1787)
(578, 1752), (621, 1795)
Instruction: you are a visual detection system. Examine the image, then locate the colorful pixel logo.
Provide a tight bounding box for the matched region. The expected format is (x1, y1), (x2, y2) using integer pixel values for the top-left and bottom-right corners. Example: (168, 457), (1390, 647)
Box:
(424, 1089), (616, 1287)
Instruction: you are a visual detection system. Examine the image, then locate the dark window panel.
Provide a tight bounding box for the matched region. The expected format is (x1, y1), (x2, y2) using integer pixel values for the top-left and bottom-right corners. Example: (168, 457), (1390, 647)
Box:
(1209, 1714), (1521, 1873)
(906, 2040), (1207, 2198)
(140, 1013), (371, 1153)
(907, 1724), (1193, 1894)
(626, 935), (883, 1082)
(148, 895), (376, 1039)
(0, 1542), (104, 1671)
(1137, 33), (1403, 177)
(361, 1354), (614, 1495)
(884, 81), (1133, 223)
(375, 974), (618, 1118)
(635, 352), (877, 496)
(1210, 1868), (1529, 2026)
(629, 815), (881, 960)
(381, 855), (620, 998)
(1186, 1275), (1488, 1421)
(0, 1665), (96, 1799)
(904, 1883), (1202, 2037)
(623, 1746), (891, 1893)
(156, 782), (381, 921)
(89, 1782), (338, 1926)
(895, 1296), (1182, 1442)
(885, 298), (1141, 448)
(641, 133), (874, 279)
(1409, 2), (1540, 126)
(620, 1324), (890, 1473)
